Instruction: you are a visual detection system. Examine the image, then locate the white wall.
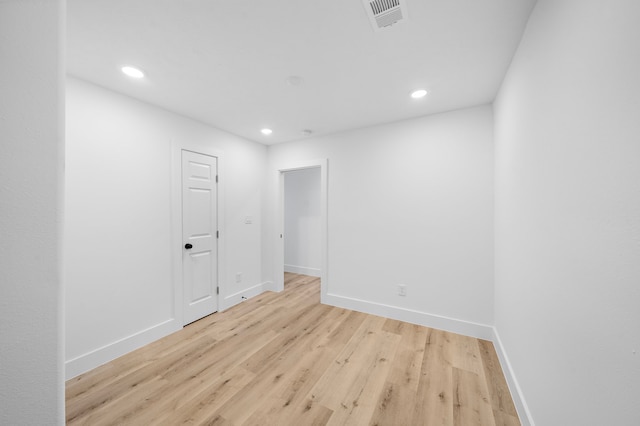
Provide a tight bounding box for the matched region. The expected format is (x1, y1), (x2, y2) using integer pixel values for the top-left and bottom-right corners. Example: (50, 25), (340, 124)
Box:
(284, 168), (322, 277)
(266, 106), (495, 336)
(494, 0), (640, 424)
(65, 77), (267, 378)
(0, 0), (65, 424)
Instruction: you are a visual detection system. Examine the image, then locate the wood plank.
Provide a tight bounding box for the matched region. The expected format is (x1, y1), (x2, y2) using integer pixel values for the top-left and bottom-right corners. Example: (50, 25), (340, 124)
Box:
(306, 316), (401, 425)
(242, 307), (364, 425)
(214, 307), (337, 423)
(67, 335), (219, 423)
(478, 339), (520, 422)
(450, 332), (484, 375)
(69, 375), (169, 425)
(117, 329), (278, 425)
(492, 410), (523, 426)
(452, 367), (496, 426)
(382, 319), (428, 392)
(412, 328), (454, 426)
(369, 321), (428, 425)
(155, 367), (256, 425)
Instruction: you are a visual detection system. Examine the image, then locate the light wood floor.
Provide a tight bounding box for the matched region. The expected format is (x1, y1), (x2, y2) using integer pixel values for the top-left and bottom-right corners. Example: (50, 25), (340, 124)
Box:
(66, 273), (520, 425)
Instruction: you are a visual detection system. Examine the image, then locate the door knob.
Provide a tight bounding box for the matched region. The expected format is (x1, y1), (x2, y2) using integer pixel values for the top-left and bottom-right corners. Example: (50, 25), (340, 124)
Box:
(185, 243), (193, 249)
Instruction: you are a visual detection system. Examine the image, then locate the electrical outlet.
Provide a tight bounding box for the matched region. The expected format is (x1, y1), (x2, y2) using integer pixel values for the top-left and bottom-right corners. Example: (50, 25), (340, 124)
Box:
(236, 272), (242, 283)
(397, 284), (407, 296)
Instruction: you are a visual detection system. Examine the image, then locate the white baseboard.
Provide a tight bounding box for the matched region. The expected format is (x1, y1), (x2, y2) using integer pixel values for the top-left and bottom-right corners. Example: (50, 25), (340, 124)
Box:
(323, 293), (494, 341)
(66, 283), (533, 426)
(66, 281), (277, 380)
(284, 264), (321, 277)
(221, 281), (275, 311)
(65, 318), (180, 380)
(262, 280), (276, 292)
(492, 328), (536, 426)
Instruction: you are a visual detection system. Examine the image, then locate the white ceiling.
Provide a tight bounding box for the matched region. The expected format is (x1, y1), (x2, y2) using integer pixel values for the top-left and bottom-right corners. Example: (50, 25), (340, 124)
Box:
(67, 0), (537, 145)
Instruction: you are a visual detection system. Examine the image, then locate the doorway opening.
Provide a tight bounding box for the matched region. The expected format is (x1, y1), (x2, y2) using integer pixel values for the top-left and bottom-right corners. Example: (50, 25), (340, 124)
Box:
(275, 159), (328, 303)
(284, 167), (321, 278)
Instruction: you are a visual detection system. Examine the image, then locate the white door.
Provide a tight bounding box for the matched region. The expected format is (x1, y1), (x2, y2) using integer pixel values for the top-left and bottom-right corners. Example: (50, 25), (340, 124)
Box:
(182, 150), (218, 325)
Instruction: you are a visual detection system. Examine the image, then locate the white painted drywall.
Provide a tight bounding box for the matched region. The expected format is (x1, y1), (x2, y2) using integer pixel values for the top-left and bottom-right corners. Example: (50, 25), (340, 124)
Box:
(284, 168), (322, 277)
(65, 78), (266, 377)
(267, 106), (495, 331)
(494, 0), (640, 424)
(0, 0), (65, 424)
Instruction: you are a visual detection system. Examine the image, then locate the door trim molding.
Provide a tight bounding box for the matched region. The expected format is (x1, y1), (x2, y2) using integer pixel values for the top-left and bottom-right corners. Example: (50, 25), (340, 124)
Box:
(171, 141), (225, 326)
(275, 159), (328, 302)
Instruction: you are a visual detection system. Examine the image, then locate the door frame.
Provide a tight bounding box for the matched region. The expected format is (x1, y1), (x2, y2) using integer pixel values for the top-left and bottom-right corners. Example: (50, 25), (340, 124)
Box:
(171, 141), (225, 326)
(275, 159), (328, 302)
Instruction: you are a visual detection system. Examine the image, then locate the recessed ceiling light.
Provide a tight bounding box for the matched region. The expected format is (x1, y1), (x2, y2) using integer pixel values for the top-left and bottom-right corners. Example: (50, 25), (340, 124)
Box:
(410, 89), (428, 99)
(301, 129), (313, 136)
(121, 66), (145, 79)
(261, 128), (273, 135)
(286, 76), (302, 86)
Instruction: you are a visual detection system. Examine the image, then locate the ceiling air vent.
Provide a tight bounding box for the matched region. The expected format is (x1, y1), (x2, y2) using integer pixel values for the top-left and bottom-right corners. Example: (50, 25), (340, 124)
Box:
(362, 0), (408, 32)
